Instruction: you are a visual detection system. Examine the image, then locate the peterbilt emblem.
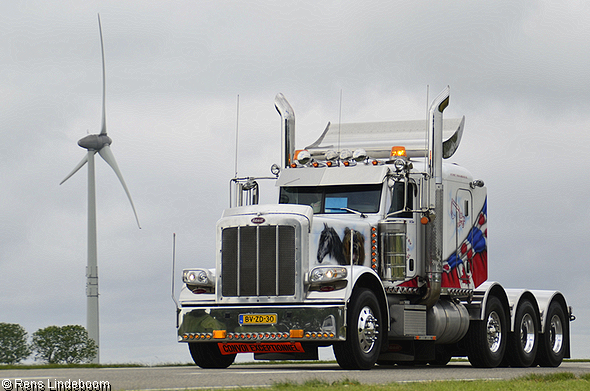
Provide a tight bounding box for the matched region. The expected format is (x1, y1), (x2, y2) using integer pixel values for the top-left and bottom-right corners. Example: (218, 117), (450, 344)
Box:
(251, 217), (265, 224)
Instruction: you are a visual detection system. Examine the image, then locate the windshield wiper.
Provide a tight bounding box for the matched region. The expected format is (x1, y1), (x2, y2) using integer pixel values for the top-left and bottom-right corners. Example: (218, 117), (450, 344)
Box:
(336, 207), (367, 218)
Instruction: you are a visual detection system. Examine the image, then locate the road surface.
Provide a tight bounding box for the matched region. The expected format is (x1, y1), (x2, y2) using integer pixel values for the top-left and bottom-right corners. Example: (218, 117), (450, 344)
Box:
(2, 361), (590, 391)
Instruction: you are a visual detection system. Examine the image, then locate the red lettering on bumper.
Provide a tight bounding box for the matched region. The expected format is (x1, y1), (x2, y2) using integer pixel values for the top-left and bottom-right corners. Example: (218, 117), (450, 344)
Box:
(217, 342), (305, 355)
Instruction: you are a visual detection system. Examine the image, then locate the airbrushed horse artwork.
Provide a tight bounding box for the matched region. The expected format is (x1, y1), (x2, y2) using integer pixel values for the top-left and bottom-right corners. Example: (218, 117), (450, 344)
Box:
(317, 223), (366, 266)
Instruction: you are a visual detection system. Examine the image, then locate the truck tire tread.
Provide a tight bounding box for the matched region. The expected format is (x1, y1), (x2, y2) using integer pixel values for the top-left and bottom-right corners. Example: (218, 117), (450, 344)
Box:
(189, 342), (236, 369)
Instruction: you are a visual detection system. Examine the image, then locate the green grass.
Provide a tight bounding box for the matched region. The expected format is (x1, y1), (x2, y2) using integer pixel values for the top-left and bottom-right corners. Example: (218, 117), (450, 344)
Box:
(270, 373), (590, 391)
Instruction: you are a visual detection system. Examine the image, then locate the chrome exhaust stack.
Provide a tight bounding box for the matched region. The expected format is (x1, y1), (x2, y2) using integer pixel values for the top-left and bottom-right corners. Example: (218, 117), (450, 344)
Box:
(275, 93), (296, 169)
(420, 86), (450, 308)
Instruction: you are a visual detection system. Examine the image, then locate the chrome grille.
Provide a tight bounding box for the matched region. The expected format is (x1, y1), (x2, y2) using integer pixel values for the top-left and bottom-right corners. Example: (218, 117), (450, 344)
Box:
(221, 225), (295, 297)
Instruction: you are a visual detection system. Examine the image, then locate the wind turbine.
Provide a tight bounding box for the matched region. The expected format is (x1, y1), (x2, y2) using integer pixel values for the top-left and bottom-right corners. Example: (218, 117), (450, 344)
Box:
(60, 14), (141, 364)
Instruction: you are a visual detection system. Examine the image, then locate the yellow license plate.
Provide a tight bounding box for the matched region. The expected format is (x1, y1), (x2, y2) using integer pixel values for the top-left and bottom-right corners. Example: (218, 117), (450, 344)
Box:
(239, 314), (277, 325)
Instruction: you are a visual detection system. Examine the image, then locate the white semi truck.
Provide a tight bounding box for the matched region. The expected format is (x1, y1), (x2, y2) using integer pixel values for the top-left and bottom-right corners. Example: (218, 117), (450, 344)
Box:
(176, 87), (574, 369)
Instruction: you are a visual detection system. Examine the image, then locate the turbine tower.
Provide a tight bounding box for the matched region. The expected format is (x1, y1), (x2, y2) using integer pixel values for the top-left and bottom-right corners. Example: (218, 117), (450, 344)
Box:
(60, 14), (141, 363)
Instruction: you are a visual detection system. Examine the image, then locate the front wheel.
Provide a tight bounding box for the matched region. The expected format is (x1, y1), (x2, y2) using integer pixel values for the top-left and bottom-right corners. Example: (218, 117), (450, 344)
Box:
(536, 302), (567, 367)
(189, 342), (236, 368)
(507, 300), (539, 367)
(334, 288), (382, 370)
(466, 295), (507, 368)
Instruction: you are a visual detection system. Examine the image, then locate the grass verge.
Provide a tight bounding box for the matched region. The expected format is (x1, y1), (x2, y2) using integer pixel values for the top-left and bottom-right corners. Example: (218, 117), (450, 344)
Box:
(270, 373), (590, 391)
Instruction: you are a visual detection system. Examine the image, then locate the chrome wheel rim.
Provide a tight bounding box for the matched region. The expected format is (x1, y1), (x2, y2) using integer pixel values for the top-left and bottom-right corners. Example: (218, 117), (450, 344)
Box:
(357, 305), (379, 353)
(520, 313), (536, 354)
(548, 314), (564, 354)
(486, 311), (502, 353)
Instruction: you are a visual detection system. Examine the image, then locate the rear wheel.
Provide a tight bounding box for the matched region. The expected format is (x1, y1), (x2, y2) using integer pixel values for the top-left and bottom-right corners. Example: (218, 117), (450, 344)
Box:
(536, 302), (567, 367)
(507, 300), (538, 367)
(189, 342), (236, 368)
(334, 288), (382, 370)
(466, 295), (507, 368)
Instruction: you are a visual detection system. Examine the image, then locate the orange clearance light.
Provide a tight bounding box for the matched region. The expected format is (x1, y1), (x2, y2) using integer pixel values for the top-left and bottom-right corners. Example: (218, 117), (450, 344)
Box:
(326, 161), (333, 167)
(290, 329), (304, 338)
(420, 216), (430, 225)
(391, 146), (407, 157)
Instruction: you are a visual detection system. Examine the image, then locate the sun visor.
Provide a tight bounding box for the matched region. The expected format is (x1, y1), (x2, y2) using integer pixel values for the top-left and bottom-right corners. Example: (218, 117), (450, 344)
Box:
(305, 117), (465, 159)
(276, 165), (390, 187)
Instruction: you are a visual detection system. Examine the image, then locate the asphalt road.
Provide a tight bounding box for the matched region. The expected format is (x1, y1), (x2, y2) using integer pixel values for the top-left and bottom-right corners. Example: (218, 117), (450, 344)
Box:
(2, 361), (590, 391)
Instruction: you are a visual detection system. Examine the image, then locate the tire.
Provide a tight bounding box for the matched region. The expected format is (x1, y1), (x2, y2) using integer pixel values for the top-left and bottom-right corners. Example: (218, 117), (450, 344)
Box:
(536, 302), (567, 367)
(466, 295), (507, 368)
(507, 300), (539, 367)
(188, 342), (236, 369)
(334, 288), (382, 370)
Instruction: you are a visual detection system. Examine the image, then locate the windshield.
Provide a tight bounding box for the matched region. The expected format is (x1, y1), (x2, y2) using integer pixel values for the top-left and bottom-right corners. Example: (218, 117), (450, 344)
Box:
(279, 184), (382, 214)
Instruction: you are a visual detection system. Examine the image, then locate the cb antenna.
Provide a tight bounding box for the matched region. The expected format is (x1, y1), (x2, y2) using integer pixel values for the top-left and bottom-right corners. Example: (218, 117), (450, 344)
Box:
(425, 85), (430, 159)
(171, 233), (179, 314)
(338, 89), (343, 153)
(234, 94), (240, 178)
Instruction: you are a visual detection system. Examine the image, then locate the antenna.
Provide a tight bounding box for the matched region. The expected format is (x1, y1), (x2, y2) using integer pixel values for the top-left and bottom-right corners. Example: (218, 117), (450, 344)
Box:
(234, 95), (240, 179)
(338, 89), (343, 152)
(171, 233), (179, 310)
(425, 85), (429, 159)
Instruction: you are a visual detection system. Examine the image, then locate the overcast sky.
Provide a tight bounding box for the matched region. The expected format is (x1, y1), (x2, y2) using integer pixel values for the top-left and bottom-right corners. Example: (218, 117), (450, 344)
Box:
(1, 1), (589, 364)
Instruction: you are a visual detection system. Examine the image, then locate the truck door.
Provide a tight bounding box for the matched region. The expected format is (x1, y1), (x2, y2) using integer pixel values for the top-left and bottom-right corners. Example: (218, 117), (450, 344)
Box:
(455, 189), (473, 286)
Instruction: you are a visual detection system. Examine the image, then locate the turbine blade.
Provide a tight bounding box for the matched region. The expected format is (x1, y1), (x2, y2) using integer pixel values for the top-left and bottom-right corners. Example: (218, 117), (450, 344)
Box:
(98, 145), (141, 229)
(60, 152), (91, 185)
(98, 14), (107, 136)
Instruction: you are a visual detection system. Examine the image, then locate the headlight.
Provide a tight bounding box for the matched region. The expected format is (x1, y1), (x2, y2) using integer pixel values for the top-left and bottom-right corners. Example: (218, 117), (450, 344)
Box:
(295, 149), (311, 165)
(339, 149), (352, 161)
(394, 158), (406, 172)
(325, 150), (338, 161)
(183, 269), (214, 286)
(309, 266), (347, 283)
(353, 148), (367, 162)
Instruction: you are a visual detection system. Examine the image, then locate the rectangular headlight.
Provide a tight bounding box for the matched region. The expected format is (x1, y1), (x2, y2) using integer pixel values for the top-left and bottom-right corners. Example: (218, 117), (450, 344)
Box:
(308, 266), (348, 284)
